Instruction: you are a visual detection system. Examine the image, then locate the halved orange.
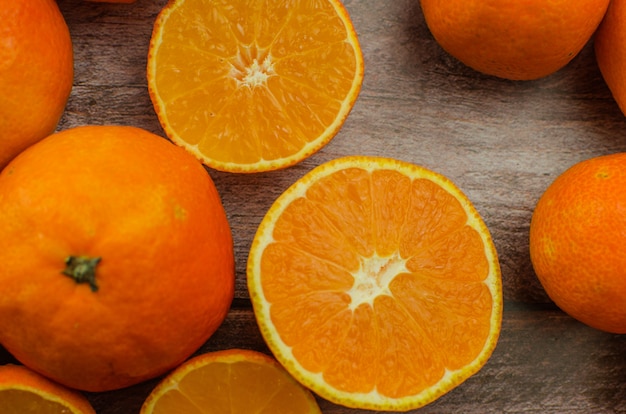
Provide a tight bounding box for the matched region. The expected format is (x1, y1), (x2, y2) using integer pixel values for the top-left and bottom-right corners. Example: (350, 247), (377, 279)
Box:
(147, 0), (364, 173)
(140, 349), (321, 413)
(247, 156), (502, 411)
(0, 364), (96, 413)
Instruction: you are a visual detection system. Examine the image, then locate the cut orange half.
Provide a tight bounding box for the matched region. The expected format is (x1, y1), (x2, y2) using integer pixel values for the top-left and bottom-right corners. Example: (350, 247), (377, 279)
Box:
(0, 364), (96, 414)
(147, 0), (364, 173)
(140, 349), (321, 414)
(247, 156), (502, 411)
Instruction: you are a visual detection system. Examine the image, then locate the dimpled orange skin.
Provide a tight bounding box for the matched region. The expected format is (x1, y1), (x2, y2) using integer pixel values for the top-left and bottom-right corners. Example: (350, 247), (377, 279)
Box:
(595, 0), (626, 116)
(529, 153), (626, 333)
(420, 0), (610, 80)
(0, 126), (235, 392)
(0, 0), (73, 169)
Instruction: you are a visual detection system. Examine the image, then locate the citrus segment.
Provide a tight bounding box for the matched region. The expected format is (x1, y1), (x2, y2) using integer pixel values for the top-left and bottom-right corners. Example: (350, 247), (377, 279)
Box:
(140, 349), (321, 414)
(147, 0), (363, 172)
(0, 364), (95, 414)
(247, 156), (502, 411)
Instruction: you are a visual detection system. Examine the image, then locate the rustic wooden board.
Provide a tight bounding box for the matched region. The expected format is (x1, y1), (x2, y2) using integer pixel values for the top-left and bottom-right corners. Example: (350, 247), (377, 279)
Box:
(2, 0), (626, 412)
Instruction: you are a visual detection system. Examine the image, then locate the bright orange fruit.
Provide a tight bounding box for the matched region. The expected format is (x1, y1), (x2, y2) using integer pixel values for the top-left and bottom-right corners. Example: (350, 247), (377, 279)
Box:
(595, 0), (626, 116)
(0, 126), (235, 392)
(420, 0), (610, 80)
(140, 349), (322, 414)
(247, 156), (502, 411)
(530, 153), (626, 334)
(0, 364), (95, 414)
(147, 0), (364, 173)
(0, 0), (73, 169)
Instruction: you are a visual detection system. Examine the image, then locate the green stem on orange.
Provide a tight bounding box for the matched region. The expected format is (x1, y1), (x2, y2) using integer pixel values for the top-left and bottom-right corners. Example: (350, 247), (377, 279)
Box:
(62, 256), (101, 292)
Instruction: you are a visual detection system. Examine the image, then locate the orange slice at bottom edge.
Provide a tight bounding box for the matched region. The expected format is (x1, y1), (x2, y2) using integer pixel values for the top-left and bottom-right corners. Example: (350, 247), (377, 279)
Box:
(247, 155), (503, 411)
(140, 349), (321, 414)
(0, 364), (96, 414)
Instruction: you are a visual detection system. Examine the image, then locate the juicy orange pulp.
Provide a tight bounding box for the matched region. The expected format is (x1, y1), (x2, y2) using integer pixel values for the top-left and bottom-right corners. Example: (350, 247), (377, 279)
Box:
(140, 349), (321, 414)
(147, 0), (364, 172)
(248, 156), (502, 411)
(0, 364), (96, 414)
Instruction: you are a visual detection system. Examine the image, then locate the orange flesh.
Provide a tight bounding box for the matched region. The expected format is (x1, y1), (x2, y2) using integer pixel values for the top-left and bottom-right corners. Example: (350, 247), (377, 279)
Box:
(260, 168), (493, 397)
(0, 364), (95, 413)
(147, 357), (319, 414)
(151, 0), (359, 167)
(0, 389), (74, 413)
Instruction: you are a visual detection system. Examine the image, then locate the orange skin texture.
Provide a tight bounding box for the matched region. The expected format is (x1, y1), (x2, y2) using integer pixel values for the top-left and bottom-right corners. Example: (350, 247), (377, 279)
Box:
(0, 364), (96, 413)
(529, 153), (626, 334)
(420, 0), (610, 80)
(595, 0), (626, 116)
(0, 126), (235, 392)
(0, 0), (73, 169)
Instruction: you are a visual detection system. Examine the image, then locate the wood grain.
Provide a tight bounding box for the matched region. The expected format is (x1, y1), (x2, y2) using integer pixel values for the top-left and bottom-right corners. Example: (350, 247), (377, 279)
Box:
(1, 0), (625, 412)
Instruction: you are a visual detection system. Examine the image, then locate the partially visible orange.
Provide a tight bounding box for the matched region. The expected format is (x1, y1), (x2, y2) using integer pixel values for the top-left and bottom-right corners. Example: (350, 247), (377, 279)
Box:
(0, 0), (73, 169)
(0, 364), (95, 414)
(595, 0), (626, 116)
(247, 156), (502, 411)
(147, 0), (363, 173)
(0, 125), (235, 392)
(140, 349), (321, 414)
(420, 0), (610, 80)
(530, 153), (626, 334)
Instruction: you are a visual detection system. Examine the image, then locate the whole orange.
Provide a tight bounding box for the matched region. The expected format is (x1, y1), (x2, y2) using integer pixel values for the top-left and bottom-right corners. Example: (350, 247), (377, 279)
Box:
(529, 153), (626, 334)
(0, 126), (235, 391)
(420, 0), (610, 80)
(595, 0), (626, 116)
(0, 0), (73, 169)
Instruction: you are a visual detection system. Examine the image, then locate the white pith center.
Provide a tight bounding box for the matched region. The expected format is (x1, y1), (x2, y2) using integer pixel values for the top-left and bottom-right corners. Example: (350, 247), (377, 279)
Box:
(230, 44), (276, 88)
(347, 252), (409, 310)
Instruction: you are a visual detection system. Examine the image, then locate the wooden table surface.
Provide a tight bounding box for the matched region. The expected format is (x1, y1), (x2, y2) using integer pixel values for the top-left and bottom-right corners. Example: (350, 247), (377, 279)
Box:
(2, 0), (626, 412)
